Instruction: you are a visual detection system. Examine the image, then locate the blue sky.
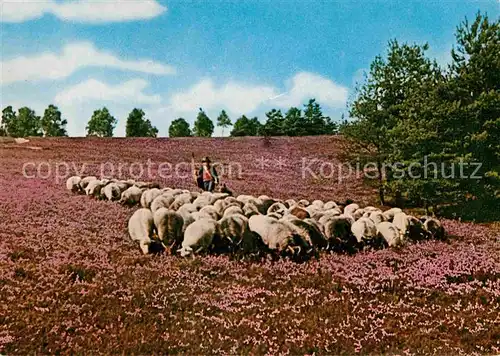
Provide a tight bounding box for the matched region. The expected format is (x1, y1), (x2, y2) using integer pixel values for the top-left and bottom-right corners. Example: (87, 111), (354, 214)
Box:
(1, 0), (498, 136)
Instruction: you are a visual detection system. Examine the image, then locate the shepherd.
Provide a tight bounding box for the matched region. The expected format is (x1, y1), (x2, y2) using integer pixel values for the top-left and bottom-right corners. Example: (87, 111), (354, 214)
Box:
(192, 154), (219, 192)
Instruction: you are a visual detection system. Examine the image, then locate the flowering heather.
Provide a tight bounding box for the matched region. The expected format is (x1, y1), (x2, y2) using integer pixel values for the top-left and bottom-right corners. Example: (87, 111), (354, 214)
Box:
(0, 137), (499, 354)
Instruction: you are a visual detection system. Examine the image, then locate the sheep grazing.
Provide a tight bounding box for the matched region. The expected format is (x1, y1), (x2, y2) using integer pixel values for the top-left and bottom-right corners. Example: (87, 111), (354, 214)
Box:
(79, 176), (97, 190)
(323, 216), (355, 251)
(267, 202), (287, 216)
(128, 208), (161, 254)
(243, 202), (260, 218)
(248, 215), (304, 258)
(178, 218), (218, 257)
(287, 216), (327, 251)
(423, 217), (446, 241)
(102, 182), (121, 201)
(344, 203), (359, 216)
(376, 221), (404, 247)
(392, 212), (409, 236)
(407, 216), (427, 241)
(214, 214), (253, 254)
(223, 205), (244, 218)
(311, 200), (324, 209)
(170, 193), (193, 211)
(288, 205), (310, 219)
(297, 199), (310, 208)
(199, 205), (220, 221)
(151, 194), (176, 213)
(140, 188), (162, 209)
(66, 176), (82, 193)
(120, 186), (144, 205)
(382, 207), (403, 222)
(85, 179), (104, 198)
(351, 217), (377, 246)
(369, 211), (387, 225)
(323, 201), (338, 210)
(153, 208), (184, 251)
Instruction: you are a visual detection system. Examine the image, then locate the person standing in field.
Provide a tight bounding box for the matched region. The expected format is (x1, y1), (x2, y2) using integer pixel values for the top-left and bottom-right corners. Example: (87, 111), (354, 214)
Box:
(196, 157), (219, 192)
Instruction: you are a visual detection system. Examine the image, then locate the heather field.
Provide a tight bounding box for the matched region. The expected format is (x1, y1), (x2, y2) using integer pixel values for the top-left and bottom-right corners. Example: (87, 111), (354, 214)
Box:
(0, 136), (499, 355)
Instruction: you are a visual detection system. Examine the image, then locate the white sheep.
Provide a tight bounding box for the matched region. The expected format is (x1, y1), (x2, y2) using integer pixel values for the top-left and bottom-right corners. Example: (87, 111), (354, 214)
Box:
(351, 217), (377, 243)
(376, 221), (404, 247)
(369, 211), (387, 225)
(344, 203), (359, 216)
(102, 182), (121, 201)
(79, 176), (97, 190)
(140, 188), (162, 209)
(66, 176), (82, 193)
(392, 212), (409, 236)
(223, 205), (244, 218)
(153, 208), (184, 249)
(151, 194), (176, 213)
(323, 201), (338, 210)
(119, 186), (144, 205)
(311, 200), (324, 209)
(199, 205), (220, 221)
(297, 199), (310, 207)
(382, 208), (403, 222)
(248, 215), (301, 255)
(236, 194), (256, 205)
(128, 208), (156, 254)
(85, 179), (104, 197)
(178, 218), (218, 257)
(243, 202), (260, 218)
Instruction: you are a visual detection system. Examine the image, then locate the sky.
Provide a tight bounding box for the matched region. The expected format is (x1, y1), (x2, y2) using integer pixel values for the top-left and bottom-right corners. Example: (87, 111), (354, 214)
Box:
(1, 0), (498, 137)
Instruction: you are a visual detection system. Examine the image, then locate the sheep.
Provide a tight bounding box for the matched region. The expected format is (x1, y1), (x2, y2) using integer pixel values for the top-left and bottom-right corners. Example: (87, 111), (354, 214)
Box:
(344, 203), (359, 216)
(223, 205), (244, 218)
(192, 195), (212, 210)
(177, 203), (197, 221)
(213, 214), (251, 254)
(407, 216), (427, 241)
(66, 176), (82, 193)
(323, 216), (354, 250)
(423, 217), (445, 240)
(199, 205), (219, 221)
(267, 202), (287, 216)
(323, 201), (338, 210)
(236, 194), (257, 205)
(119, 186), (144, 205)
(352, 208), (366, 220)
(213, 199), (227, 216)
(140, 188), (162, 209)
(85, 179), (104, 198)
(153, 208), (184, 251)
(311, 200), (324, 209)
(178, 218), (218, 257)
(151, 194), (176, 213)
(79, 176), (97, 190)
(364, 206), (380, 213)
(115, 180), (132, 192)
(128, 208), (160, 254)
(297, 199), (310, 207)
(182, 213), (195, 233)
(392, 212), (409, 236)
(243, 202), (260, 218)
(369, 211), (387, 225)
(102, 182), (122, 201)
(286, 216), (327, 250)
(285, 199), (297, 207)
(288, 205), (310, 219)
(382, 208), (403, 222)
(267, 212), (282, 220)
(351, 217), (377, 245)
(169, 193), (192, 211)
(376, 221), (404, 247)
(248, 215), (304, 257)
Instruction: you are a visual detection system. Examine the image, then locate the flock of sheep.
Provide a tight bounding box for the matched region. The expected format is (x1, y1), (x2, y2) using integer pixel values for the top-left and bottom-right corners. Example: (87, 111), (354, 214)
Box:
(66, 175), (446, 261)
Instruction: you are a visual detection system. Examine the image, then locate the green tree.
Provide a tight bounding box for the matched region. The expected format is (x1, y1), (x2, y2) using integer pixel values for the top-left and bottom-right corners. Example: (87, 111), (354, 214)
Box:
(445, 12), (500, 200)
(216, 110), (232, 136)
(283, 107), (307, 136)
(169, 118), (192, 137)
(41, 104), (67, 137)
(125, 108), (158, 137)
(230, 115), (262, 137)
(16, 107), (42, 137)
(260, 109), (285, 136)
(193, 108), (214, 137)
(344, 40), (441, 205)
(86, 107), (117, 137)
(1, 106), (16, 136)
(302, 98), (338, 135)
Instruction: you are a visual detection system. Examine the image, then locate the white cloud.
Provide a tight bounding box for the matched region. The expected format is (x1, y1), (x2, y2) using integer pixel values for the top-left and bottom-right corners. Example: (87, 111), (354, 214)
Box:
(55, 78), (161, 105)
(1, 42), (175, 85)
(273, 72), (348, 109)
(1, 0), (166, 23)
(167, 72), (348, 116)
(168, 79), (278, 115)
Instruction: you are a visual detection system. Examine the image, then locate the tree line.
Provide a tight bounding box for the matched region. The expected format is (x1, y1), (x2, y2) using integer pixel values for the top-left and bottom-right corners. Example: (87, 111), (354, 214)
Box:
(340, 12), (499, 217)
(0, 98), (338, 138)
